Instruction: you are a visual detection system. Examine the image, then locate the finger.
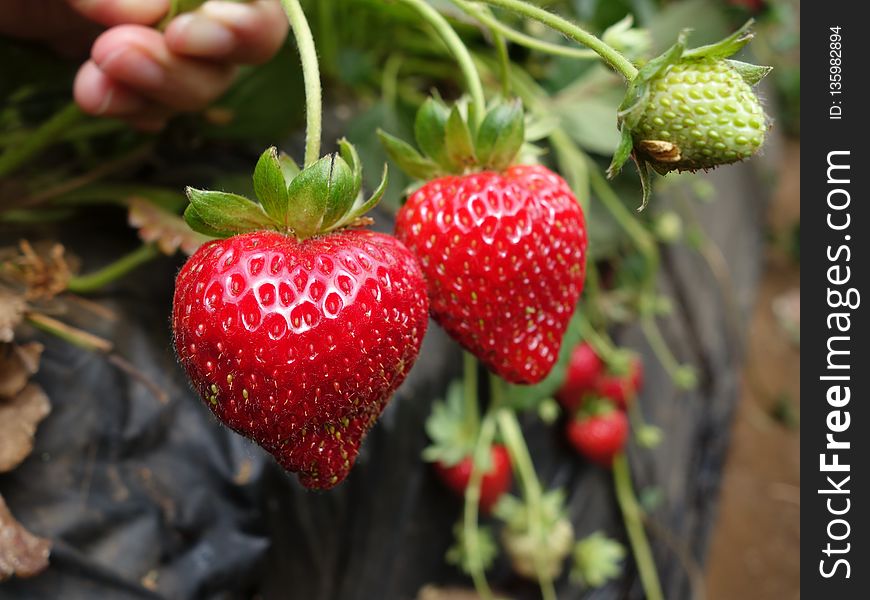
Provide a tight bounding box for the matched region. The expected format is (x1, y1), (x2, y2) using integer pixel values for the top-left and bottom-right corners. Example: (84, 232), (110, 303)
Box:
(164, 0), (288, 64)
(74, 60), (148, 116)
(91, 25), (237, 112)
(64, 0), (170, 27)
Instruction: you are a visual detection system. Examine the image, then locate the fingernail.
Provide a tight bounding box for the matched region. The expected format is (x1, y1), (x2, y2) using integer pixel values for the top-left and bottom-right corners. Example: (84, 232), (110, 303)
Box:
(99, 47), (164, 88)
(172, 13), (236, 56)
(94, 87), (146, 116)
(200, 1), (254, 25)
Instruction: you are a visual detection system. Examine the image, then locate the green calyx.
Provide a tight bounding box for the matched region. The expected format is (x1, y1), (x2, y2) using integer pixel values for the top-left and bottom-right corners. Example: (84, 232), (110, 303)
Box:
(577, 396), (618, 419)
(184, 140), (388, 240)
(608, 20), (772, 210)
(422, 381), (492, 468)
(378, 97), (526, 179)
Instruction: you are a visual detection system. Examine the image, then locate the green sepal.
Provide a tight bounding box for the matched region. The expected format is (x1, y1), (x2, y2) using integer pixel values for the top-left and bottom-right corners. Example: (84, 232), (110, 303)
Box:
(444, 106), (476, 171)
(684, 19), (755, 60)
(571, 532), (626, 588)
(338, 138), (364, 201)
(634, 156), (653, 211)
(422, 381), (482, 467)
(330, 163), (389, 231)
(726, 59), (773, 85)
(607, 127), (634, 179)
(476, 100), (525, 171)
(186, 187), (277, 233)
(415, 97), (451, 171)
(378, 129), (442, 180)
(277, 151), (301, 181)
(253, 147), (290, 225)
(446, 522), (499, 576)
(183, 204), (234, 238)
(285, 154), (356, 239)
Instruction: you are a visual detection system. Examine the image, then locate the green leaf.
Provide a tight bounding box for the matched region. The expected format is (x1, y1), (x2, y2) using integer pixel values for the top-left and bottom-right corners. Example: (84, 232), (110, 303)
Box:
(476, 100), (524, 171)
(186, 188), (276, 234)
(378, 129), (442, 180)
(446, 522), (499, 576)
(332, 163), (390, 231)
(607, 127), (635, 179)
(444, 106), (476, 171)
(253, 147), (290, 225)
(571, 532), (626, 588)
(286, 155), (355, 238)
(726, 59), (773, 86)
(183, 204), (233, 238)
(414, 97), (450, 170)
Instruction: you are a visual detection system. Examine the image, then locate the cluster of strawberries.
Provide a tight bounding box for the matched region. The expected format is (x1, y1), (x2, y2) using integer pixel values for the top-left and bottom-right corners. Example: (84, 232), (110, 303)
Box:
(559, 342), (643, 467)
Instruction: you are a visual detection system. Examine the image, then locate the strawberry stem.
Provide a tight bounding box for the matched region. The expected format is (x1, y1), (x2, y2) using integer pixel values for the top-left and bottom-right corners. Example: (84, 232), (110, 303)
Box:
(66, 244), (160, 294)
(450, 0), (599, 61)
(279, 0), (322, 167)
(612, 453), (664, 600)
(0, 102), (83, 178)
(462, 407), (498, 600)
(494, 383), (557, 600)
(463, 352), (481, 437)
(476, 0), (639, 80)
(396, 0), (487, 126)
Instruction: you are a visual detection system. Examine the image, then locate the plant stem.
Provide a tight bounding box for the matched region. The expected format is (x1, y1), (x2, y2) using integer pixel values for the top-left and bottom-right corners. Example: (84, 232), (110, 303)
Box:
(25, 313), (113, 353)
(640, 315), (690, 387)
(0, 103), (83, 178)
(451, 0), (597, 60)
(492, 23), (512, 97)
(463, 408), (498, 600)
(478, 0), (638, 80)
(612, 453), (664, 600)
(463, 352), (481, 435)
(66, 244), (160, 294)
(279, 0), (322, 166)
(397, 0), (487, 125)
(495, 386), (557, 600)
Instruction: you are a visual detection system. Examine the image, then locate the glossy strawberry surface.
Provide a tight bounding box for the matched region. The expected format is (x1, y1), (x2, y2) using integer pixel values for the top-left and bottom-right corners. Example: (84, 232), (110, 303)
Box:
(595, 357), (644, 410)
(556, 342), (603, 411)
(173, 230), (428, 489)
(434, 444), (512, 513)
(566, 410), (628, 467)
(396, 165), (587, 384)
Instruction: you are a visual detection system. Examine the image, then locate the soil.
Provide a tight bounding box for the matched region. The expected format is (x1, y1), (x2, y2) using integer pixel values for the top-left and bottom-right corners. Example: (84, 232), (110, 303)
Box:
(704, 140), (801, 599)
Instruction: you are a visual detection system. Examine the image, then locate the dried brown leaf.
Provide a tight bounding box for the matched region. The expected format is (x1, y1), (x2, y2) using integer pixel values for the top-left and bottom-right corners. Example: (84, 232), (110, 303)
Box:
(128, 197), (210, 256)
(0, 383), (51, 473)
(0, 287), (26, 343)
(0, 342), (43, 399)
(0, 241), (73, 301)
(0, 494), (51, 581)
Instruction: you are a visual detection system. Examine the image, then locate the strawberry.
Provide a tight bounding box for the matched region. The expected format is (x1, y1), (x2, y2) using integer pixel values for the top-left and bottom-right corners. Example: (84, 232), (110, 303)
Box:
(608, 22), (772, 208)
(434, 444), (512, 513)
(595, 355), (643, 410)
(556, 342), (603, 411)
(381, 100), (587, 384)
(566, 401), (628, 467)
(173, 143), (429, 489)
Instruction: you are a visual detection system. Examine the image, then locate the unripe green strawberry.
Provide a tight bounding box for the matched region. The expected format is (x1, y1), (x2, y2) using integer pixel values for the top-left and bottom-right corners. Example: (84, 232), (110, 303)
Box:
(608, 21), (772, 208)
(632, 58), (767, 172)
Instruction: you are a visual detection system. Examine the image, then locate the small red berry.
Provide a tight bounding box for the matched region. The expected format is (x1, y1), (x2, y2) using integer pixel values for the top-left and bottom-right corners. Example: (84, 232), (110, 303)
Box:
(566, 409), (628, 467)
(556, 342), (603, 411)
(596, 356), (644, 410)
(435, 444), (513, 513)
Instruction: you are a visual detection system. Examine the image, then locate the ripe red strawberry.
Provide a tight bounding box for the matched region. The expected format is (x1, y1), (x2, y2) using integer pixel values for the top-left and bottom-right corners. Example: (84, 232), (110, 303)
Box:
(595, 356), (643, 410)
(173, 143), (428, 489)
(381, 99), (587, 384)
(556, 342), (603, 411)
(395, 166), (587, 384)
(566, 404), (628, 467)
(174, 230), (428, 489)
(435, 444), (512, 513)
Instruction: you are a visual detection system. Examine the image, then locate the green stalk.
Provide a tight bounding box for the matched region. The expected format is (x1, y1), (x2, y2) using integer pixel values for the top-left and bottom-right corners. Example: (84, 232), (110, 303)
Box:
(495, 381), (557, 600)
(66, 244), (160, 294)
(613, 453), (664, 600)
(463, 352), (481, 435)
(492, 22), (512, 97)
(396, 0), (487, 125)
(279, 0), (322, 166)
(477, 0), (638, 80)
(462, 408), (498, 600)
(0, 103), (83, 178)
(450, 0), (597, 60)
